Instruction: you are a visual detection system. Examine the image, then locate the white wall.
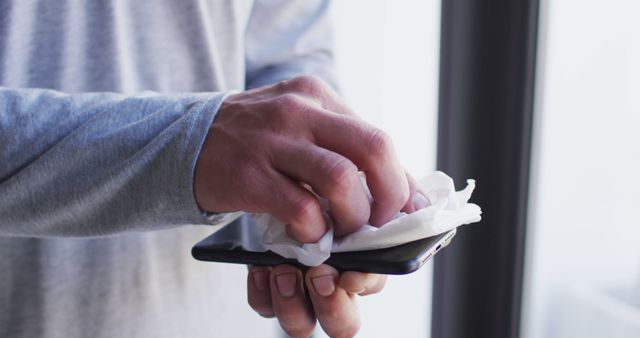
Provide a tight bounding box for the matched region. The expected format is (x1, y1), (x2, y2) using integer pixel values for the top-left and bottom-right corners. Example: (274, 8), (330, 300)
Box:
(521, 0), (640, 337)
(319, 1), (441, 337)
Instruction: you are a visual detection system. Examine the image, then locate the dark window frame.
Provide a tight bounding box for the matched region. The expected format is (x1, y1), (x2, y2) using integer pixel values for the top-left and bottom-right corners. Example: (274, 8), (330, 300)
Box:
(431, 1), (540, 338)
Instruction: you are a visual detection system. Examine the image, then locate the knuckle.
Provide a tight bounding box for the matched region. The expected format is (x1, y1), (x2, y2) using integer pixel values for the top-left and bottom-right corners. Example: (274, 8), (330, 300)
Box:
(270, 93), (314, 121)
(267, 94), (308, 129)
(288, 196), (319, 226)
(323, 158), (357, 197)
(288, 74), (323, 93)
(272, 93), (301, 111)
(366, 128), (393, 157)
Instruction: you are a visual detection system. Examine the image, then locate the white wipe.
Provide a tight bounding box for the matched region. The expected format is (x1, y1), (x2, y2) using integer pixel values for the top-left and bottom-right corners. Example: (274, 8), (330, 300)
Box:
(250, 171), (482, 266)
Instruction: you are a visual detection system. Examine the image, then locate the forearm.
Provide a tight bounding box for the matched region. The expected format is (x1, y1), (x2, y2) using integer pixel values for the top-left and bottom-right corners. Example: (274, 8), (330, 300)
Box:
(0, 87), (229, 237)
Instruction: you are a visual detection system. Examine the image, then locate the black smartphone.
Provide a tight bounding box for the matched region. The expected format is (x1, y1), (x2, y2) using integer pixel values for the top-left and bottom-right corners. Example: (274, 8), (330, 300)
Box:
(192, 215), (456, 275)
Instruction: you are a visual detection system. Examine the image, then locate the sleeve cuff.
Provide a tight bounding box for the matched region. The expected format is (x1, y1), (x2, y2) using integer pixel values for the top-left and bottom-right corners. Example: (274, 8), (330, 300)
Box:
(201, 211), (246, 227)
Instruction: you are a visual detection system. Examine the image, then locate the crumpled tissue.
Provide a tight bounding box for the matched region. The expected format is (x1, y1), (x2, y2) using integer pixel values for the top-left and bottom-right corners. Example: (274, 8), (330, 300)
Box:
(250, 171), (482, 266)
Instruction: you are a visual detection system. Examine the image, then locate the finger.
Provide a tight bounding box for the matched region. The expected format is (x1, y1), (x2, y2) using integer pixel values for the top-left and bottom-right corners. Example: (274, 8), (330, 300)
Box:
(263, 77), (408, 226)
(270, 265), (316, 338)
(305, 265), (361, 338)
(254, 169), (328, 243)
(311, 113), (409, 225)
(247, 266), (275, 318)
(272, 141), (370, 236)
(402, 171), (430, 213)
(339, 271), (387, 296)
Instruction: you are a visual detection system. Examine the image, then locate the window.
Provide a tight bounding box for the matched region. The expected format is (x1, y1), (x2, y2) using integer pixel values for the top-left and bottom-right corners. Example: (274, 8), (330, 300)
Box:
(521, 1), (640, 337)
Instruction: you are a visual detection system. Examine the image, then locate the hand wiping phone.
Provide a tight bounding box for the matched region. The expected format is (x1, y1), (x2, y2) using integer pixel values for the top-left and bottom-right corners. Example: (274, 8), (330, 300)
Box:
(251, 171), (482, 266)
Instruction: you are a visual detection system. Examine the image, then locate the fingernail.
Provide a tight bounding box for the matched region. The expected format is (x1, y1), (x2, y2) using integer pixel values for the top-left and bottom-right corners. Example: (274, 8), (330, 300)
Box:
(276, 273), (297, 298)
(252, 271), (268, 292)
(413, 192), (430, 210)
(311, 274), (336, 297)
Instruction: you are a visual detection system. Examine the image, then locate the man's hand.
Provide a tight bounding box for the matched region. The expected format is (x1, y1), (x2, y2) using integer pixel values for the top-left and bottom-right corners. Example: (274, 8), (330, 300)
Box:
(194, 75), (429, 337)
(247, 264), (387, 338)
(194, 75), (412, 241)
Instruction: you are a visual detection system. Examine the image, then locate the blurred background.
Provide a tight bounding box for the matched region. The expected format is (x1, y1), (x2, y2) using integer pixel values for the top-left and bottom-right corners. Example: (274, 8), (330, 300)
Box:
(317, 0), (640, 337)
(522, 0), (640, 337)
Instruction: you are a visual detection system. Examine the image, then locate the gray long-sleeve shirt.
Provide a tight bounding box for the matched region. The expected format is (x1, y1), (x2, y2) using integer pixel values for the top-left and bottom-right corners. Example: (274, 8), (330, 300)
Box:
(0, 1), (336, 337)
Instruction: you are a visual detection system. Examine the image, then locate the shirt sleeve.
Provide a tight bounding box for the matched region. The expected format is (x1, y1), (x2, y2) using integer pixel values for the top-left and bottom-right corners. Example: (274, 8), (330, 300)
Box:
(0, 87), (230, 237)
(245, 0), (339, 89)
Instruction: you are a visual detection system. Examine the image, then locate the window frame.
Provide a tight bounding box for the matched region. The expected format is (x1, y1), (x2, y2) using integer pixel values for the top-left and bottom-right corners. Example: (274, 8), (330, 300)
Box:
(431, 1), (541, 337)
